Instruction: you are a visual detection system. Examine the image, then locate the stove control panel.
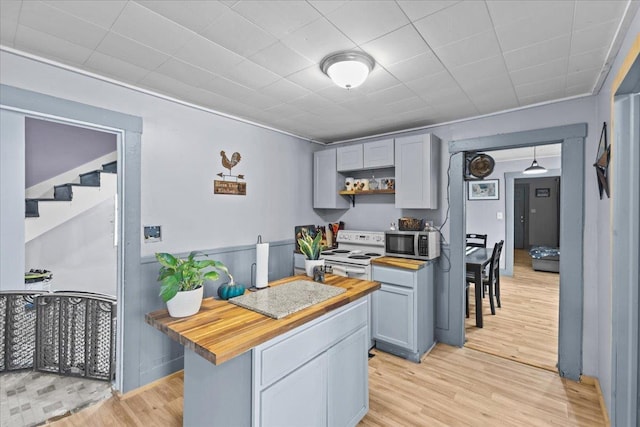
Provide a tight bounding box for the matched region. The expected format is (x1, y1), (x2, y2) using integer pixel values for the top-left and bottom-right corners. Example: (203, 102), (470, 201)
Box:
(336, 230), (385, 246)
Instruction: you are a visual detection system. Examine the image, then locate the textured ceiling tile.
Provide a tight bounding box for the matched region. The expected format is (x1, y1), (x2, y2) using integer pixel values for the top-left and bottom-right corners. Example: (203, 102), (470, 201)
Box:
(413, 0), (493, 48)
(565, 82), (594, 97)
(433, 30), (502, 68)
(96, 32), (169, 70)
(155, 58), (217, 87)
(307, 0), (347, 16)
(485, 0), (538, 28)
(325, 1), (409, 45)
(355, 68), (401, 95)
(573, 0), (628, 31)
(200, 9), (277, 57)
(84, 51), (150, 83)
(19, 1), (108, 49)
(199, 75), (254, 100)
(288, 94), (341, 115)
(566, 67), (600, 89)
(568, 48), (607, 74)
(366, 84), (416, 105)
(397, 0), (459, 21)
(570, 20), (618, 55)
(493, 1), (573, 52)
(14, 24), (93, 66)
(386, 51), (444, 82)
(136, 0), (227, 33)
(218, 60), (281, 91)
(0, 16), (18, 46)
(361, 24), (430, 68)
(138, 71), (200, 100)
(509, 57), (569, 87)
(281, 17), (355, 63)
(174, 35), (244, 76)
(45, 0), (127, 29)
(404, 71), (458, 95)
(519, 89), (566, 107)
(384, 96), (431, 114)
(249, 42), (314, 77)
(503, 35), (570, 71)
(450, 55), (509, 88)
(1, 1), (22, 45)
(515, 76), (565, 99)
(111, 2), (194, 54)
(261, 78), (312, 103)
(287, 65), (334, 92)
(232, 0), (320, 38)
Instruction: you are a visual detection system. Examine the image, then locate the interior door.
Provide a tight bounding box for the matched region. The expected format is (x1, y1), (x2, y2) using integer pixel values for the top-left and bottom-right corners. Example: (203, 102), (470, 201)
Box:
(514, 182), (529, 248)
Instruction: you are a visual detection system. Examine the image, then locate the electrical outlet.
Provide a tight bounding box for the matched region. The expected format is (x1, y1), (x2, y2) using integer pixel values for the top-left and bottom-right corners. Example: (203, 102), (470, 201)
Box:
(144, 226), (162, 243)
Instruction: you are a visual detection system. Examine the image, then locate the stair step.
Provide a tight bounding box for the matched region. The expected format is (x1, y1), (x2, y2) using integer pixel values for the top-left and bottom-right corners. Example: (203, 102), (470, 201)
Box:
(25, 198), (69, 218)
(102, 161), (117, 173)
(54, 183), (100, 201)
(79, 170), (104, 186)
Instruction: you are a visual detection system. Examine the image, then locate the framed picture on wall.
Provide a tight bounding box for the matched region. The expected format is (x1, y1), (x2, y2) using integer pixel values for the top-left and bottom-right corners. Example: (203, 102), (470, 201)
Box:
(536, 188), (551, 197)
(468, 179), (499, 200)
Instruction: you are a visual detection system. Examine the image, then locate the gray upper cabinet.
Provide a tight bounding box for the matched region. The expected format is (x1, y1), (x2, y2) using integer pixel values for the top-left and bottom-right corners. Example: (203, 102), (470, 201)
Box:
(337, 139), (394, 172)
(314, 149), (349, 209)
(337, 144), (363, 171)
(395, 133), (440, 209)
(363, 139), (394, 169)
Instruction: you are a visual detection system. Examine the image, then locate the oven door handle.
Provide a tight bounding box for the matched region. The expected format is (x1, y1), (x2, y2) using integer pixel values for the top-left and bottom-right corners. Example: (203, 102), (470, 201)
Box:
(328, 265), (367, 276)
(344, 266), (367, 276)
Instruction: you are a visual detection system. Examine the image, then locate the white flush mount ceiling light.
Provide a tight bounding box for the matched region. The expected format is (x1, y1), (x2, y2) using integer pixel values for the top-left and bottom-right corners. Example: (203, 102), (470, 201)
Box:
(320, 51), (375, 89)
(523, 146), (547, 175)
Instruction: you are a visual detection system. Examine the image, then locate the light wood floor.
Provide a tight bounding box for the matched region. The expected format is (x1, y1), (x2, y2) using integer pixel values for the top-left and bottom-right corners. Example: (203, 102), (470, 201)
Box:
(465, 248), (559, 371)
(48, 344), (604, 427)
(50, 252), (603, 426)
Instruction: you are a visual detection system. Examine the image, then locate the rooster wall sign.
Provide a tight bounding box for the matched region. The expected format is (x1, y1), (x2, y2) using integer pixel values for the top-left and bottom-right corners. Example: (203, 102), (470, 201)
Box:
(214, 150), (246, 195)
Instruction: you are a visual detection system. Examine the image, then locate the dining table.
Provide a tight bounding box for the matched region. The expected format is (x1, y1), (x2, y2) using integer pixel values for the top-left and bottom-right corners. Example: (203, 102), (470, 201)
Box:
(465, 246), (493, 328)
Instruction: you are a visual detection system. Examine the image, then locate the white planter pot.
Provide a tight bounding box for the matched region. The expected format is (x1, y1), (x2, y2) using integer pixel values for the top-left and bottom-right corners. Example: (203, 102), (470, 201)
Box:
(166, 286), (203, 318)
(304, 259), (325, 277)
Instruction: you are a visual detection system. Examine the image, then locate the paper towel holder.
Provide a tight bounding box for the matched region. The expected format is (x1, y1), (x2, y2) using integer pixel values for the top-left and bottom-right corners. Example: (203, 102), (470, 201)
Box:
(249, 235), (269, 292)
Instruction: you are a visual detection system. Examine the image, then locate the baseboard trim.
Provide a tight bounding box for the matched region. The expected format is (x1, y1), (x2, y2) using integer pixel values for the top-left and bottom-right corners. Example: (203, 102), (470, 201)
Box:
(581, 375), (610, 426)
(118, 370), (184, 401)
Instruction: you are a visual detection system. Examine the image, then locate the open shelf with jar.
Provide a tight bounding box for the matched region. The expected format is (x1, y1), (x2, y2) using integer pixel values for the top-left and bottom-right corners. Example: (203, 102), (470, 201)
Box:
(338, 189), (395, 207)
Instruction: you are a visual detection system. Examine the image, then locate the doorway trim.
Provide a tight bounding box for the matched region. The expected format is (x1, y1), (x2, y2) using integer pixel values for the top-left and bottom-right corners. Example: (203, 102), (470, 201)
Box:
(1, 84), (142, 393)
(504, 168), (561, 277)
(448, 123), (586, 380)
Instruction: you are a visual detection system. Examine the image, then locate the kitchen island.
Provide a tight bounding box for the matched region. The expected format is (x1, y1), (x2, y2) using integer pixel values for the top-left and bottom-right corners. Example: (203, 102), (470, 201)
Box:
(146, 274), (380, 427)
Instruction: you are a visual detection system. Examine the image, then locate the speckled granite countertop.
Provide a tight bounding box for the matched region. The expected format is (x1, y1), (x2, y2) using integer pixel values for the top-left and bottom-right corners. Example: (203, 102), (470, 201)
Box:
(228, 280), (346, 319)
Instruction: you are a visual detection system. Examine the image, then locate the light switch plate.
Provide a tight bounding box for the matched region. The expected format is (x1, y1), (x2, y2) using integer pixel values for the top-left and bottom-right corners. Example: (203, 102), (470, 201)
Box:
(496, 211), (503, 220)
(144, 226), (162, 243)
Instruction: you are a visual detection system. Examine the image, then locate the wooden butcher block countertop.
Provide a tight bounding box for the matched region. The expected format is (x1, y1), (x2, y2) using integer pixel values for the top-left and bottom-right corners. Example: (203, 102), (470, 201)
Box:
(145, 275), (380, 366)
(372, 256), (427, 270)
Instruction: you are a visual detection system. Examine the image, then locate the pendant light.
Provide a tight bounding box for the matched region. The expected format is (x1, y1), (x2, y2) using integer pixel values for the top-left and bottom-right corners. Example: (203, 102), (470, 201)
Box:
(523, 146), (547, 175)
(320, 51), (375, 89)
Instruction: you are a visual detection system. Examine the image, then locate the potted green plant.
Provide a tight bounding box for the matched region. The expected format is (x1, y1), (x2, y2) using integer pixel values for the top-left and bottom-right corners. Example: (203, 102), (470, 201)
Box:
(297, 229), (325, 277)
(155, 251), (230, 317)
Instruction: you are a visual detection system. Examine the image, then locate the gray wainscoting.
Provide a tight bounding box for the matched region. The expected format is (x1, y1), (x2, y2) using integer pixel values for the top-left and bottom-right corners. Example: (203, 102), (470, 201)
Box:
(138, 239), (295, 386)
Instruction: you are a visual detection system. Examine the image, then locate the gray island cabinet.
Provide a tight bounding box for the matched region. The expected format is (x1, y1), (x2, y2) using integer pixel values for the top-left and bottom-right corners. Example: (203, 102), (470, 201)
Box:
(146, 275), (380, 427)
(371, 257), (436, 362)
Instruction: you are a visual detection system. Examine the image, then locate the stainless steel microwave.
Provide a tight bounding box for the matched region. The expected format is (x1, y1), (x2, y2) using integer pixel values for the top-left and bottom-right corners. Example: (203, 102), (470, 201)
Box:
(384, 230), (441, 260)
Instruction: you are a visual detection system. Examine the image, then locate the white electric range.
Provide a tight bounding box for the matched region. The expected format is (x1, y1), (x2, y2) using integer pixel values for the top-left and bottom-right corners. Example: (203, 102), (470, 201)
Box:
(320, 230), (385, 280)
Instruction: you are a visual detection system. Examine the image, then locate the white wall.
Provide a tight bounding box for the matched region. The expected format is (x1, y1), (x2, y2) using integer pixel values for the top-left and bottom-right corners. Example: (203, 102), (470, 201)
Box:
(0, 51), (324, 260)
(594, 9), (640, 416)
(0, 109), (25, 290)
(25, 198), (117, 296)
